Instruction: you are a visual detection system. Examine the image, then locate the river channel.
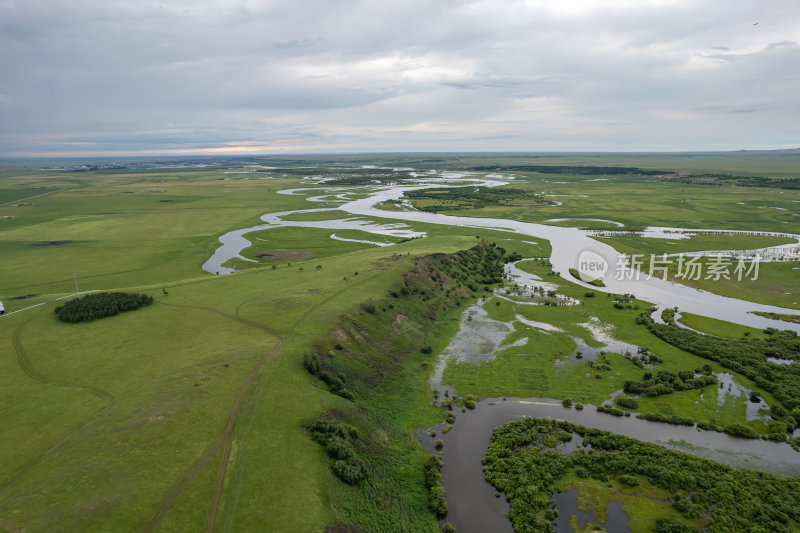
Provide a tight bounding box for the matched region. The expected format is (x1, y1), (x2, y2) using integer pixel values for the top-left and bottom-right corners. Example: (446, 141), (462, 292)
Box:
(204, 170), (800, 332)
(205, 169), (800, 531)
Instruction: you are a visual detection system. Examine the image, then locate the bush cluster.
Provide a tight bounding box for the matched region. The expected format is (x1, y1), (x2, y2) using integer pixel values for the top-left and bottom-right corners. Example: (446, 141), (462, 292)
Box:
(303, 352), (355, 400)
(424, 455), (448, 517)
(624, 369), (717, 397)
(308, 418), (366, 484)
(614, 397), (639, 410)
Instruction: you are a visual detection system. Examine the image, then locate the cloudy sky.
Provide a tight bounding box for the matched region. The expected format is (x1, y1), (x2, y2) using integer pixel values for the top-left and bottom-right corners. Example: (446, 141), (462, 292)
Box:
(1, 0), (799, 156)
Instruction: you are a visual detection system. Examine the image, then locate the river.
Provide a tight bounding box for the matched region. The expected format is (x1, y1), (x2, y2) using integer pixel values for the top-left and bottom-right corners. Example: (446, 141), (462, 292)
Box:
(204, 170), (800, 532)
(203, 171), (800, 332)
(420, 397), (800, 533)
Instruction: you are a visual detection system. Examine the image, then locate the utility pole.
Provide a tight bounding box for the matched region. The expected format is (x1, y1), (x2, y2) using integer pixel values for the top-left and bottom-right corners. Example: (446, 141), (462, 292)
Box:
(73, 272), (80, 298)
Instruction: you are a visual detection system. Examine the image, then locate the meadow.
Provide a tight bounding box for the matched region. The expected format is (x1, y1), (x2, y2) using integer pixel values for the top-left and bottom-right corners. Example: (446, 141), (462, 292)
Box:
(1, 152), (799, 533)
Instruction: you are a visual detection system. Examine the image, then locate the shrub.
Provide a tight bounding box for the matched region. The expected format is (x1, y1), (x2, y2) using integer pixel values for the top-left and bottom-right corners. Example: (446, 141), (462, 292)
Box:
(464, 394), (476, 410)
(615, 397), (639, 410)
(562, 398), (573, 408)
(424, 454), (448, 517)
(303, 352), (320, 374)
(428, 485), (448, 517)
(309, 417), (366, 484)
(361, 299), (377, 314)
(332, 459), (365, 484)
(619, 474), (640, 487)
(723, 423), (759, 439)
(320, 370), (344, 392)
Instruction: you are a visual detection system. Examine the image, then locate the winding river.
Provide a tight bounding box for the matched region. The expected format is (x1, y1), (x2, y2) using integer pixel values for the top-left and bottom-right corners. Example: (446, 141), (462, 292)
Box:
(204, 171), (800, 332)
(204, 170), (800, 532)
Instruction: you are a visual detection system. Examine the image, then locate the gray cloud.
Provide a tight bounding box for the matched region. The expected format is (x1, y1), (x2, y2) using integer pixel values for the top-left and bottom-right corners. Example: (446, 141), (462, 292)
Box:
(1, 0), (800, 156)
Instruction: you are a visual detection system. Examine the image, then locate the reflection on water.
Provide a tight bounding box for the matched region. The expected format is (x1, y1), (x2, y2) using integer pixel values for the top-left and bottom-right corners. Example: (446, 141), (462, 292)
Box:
(552, 488), (631, 533)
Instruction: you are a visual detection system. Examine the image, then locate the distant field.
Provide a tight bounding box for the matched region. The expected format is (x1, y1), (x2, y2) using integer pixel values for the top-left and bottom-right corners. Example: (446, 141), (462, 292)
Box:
(595, 233), (797, 256)
(402, 175), (800, 232)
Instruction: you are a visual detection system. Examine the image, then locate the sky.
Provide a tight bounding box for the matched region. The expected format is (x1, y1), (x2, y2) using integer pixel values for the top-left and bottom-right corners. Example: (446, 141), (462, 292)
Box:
(1, 0), (799, 157)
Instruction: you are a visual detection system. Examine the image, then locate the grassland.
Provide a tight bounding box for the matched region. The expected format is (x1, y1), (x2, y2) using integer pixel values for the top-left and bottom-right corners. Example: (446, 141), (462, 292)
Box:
(1, 153), (798, 532)
(0, 161), (553, 531)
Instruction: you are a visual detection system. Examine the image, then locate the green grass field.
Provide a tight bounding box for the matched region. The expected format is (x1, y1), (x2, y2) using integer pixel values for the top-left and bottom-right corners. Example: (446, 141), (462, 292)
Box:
(1, 154), (798, 532)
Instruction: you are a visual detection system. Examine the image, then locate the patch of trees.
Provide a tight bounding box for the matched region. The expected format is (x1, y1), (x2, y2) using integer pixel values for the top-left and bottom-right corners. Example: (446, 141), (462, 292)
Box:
(637, 310), (800, 433)
(424, 455), (448, 517)
(483, 418), (800, 533)
(405, 186), (552, 213)
(624, 369), (717, 397)
(303, 167), (415, 186)
(615, 397), (639, 409)
(54, 292), (153, 323)
(308, 417), (366, 484)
